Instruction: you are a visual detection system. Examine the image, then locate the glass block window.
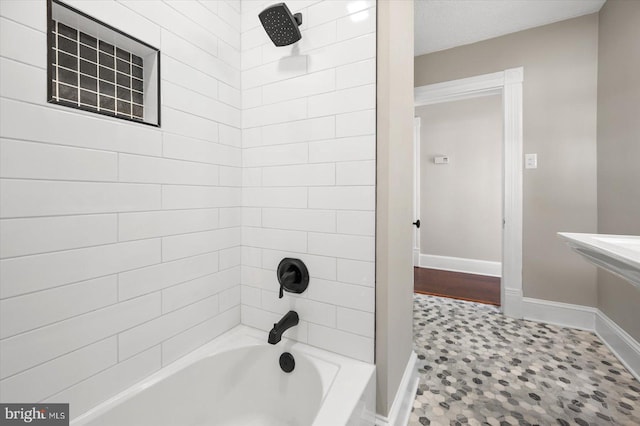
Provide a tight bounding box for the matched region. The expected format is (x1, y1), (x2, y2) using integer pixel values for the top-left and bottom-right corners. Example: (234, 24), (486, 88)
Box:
(51, 21), (145, 120)
(48, 0), (160, 126)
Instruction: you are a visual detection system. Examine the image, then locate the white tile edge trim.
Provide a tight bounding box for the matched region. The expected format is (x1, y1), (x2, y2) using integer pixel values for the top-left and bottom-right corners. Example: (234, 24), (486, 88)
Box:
(522, 297), (640, 382)
(418, 254), (502, 277)
(375, 351), (419, 426)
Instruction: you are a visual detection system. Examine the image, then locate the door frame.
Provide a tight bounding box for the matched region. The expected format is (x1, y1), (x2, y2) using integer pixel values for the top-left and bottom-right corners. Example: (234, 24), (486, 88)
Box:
(414, 67), (524, 318)
(413, 117), (421, 266)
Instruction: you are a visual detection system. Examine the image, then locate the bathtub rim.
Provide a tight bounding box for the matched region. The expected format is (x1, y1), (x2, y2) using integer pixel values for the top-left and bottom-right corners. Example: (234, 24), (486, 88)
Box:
(71, 325), (375, 426)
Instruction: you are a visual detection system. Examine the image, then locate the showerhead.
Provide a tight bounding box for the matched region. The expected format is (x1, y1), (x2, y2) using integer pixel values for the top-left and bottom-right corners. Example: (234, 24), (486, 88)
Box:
(259, 3), (303, 47)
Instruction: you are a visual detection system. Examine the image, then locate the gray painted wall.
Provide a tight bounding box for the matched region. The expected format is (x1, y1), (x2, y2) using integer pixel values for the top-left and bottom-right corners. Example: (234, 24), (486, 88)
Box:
(416, 96), (502, 262)
(596, 0), (640, 341)
(414, 14), (599, 306)
(376, 0), (415, 417)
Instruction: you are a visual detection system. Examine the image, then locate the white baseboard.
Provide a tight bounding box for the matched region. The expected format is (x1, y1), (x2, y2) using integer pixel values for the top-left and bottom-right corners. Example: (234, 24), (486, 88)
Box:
(375, 351), (419, 426)
(418, 254), (501, 277)
(595, 311), (640, 382)
(522, 297), (596, 331)
(521, 297), (640, 381)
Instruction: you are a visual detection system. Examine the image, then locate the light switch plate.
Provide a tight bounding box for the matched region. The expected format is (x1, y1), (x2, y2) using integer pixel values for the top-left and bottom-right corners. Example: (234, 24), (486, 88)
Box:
(525, 153), (537, 169)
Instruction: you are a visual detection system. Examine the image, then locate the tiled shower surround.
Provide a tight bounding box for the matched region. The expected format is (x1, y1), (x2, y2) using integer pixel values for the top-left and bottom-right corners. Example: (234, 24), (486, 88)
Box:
(240, 0), (376, 363)
(0, 0), (242, 417)
(50, 20), (146, 120)
(0, 0), (376, 419)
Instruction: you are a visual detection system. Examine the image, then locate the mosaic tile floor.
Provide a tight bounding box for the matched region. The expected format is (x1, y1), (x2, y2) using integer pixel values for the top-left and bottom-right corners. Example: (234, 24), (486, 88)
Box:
(409, 294), (640, 426)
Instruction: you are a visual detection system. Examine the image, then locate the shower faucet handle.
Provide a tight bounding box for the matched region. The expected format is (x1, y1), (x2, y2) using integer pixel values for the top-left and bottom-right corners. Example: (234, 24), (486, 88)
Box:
(276, 258), (309, 298)
(278, 269), (296, 299)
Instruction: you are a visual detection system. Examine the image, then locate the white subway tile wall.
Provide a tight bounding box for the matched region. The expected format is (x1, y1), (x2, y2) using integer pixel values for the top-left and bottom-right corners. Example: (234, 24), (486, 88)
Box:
(0, 0), (241, 418)
(240, 0), (376, 363)
(0, 0), (376, 417)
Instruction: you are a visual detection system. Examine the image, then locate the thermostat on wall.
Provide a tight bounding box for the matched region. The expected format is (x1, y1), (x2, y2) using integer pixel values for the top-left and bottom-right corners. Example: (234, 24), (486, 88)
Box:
(434, 156), (449, 164)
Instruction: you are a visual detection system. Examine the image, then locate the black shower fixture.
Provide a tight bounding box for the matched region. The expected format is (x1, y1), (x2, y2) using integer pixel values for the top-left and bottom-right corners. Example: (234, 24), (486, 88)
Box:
(276, 258), (309, 298)
(259, 3), (303, 47)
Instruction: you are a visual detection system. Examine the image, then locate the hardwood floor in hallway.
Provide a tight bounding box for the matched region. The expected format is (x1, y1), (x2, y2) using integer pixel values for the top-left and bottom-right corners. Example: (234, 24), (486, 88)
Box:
(413, 267), (501, 306)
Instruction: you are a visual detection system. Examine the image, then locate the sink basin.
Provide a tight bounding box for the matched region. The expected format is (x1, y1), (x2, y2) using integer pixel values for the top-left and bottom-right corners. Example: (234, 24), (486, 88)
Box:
(558, 232), (640, 290)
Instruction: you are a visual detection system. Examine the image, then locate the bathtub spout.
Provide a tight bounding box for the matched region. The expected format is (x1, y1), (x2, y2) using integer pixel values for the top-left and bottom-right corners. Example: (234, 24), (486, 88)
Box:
(268, 311), (299, 344)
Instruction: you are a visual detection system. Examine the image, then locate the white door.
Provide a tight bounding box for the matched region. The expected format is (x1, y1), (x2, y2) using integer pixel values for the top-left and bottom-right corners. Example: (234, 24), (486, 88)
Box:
(413, 117), (421, 266)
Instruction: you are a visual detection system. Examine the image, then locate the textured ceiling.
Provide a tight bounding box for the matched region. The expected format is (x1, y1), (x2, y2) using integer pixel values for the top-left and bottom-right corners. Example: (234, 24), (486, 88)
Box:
(415, 0), (606, 57)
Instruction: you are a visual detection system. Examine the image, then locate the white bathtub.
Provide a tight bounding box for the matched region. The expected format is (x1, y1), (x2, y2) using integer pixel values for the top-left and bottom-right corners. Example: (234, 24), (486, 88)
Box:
(71, 326), (376, 426)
